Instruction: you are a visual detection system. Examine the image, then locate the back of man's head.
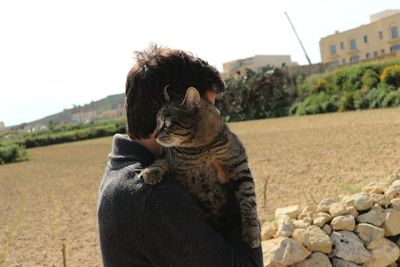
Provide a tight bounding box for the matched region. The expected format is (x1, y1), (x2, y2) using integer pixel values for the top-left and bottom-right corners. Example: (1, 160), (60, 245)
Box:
(125, 44), (224, 140)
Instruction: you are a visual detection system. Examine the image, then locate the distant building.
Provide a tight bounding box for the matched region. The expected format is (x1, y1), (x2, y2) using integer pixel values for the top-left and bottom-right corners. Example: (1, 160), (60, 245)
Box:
(101, 108), (125, 119)
(0, 121), (5, 130)
(320, 10), (400, 65)
(222, 55), (295, 78)
(71, 111), (97, 123)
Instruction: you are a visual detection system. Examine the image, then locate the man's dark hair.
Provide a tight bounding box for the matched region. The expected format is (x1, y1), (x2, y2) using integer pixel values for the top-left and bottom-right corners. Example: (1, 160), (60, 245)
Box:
(125, 44), (225, 140)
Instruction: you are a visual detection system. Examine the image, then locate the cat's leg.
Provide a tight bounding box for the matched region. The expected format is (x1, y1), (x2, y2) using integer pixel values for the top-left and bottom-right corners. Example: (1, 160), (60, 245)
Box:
(139, 158), (170, 185)
(224, 158), (261, 248)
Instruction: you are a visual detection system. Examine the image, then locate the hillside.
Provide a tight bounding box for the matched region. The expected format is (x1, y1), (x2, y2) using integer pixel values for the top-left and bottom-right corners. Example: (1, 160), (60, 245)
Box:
(10, 93), (125, 130)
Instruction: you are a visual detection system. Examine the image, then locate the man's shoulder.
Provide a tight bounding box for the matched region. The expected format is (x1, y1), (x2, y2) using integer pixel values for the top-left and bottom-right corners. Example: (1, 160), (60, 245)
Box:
(98, 164), (190, 211)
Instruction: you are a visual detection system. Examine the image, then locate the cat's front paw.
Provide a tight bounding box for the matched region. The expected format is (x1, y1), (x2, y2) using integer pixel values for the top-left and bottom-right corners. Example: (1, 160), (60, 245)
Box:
(139, 167), (163, 185)
(242, 222), (261, 248)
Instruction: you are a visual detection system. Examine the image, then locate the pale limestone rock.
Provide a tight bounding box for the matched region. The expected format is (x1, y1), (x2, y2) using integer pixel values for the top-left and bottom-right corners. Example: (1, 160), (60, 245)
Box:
(262, 237), (311, 267)
(355, 223), (384, 249)
(313, 217), (327, 228)
(386, 174), (400, 184)
(390, 197), (400, 210)
(346, 206), (358, 218)
(383, 208), (400, 236)
(293, 252), (332, 267)
(262, 221), (277, 241)
(329, 202), (348, 217)
(322, 224), (332, 235)
(276, 215), (294, 237)
(293, 219), (311, 229)
(362, 181), (390, 194)
(356, 205), (385, 227)
(350, 193), (373, 211)
(275, 205), (300, 219)
(392, 179), (400, 186)
(303, 225), (332, 254)
(369, 193), (390, 208)
(330, 231), (371, 264)
(292, 228), (305, 245)
(302, 216), (313, 225)
(298, 205), (318, 219)
(313, 212), (332, 227)
(331, 258), (360, 267)
(385, 180), (400, 200)
(331, 215), (355, 231)
(363, 238), (400, 267)
(341, 195), (353, 206)
(318, 199), (337, 212)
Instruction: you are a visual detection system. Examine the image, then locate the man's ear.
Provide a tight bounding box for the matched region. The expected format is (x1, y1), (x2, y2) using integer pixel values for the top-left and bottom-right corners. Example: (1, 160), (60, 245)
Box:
(181, 87), (201, 110)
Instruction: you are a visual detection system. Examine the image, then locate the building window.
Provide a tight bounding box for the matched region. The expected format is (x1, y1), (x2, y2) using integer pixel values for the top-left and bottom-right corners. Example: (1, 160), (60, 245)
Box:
(366, 52), (370, 59)
(350, 55), (359, 63)
(373, 51), (378, 57)
(391, 26), (398, 39)
(381, 49), (385, 55)
(364, 35), (368, 43)
(340, 42), (344, 49)
(391, 44), (400, 53)
(350, 39), (357, 50)
(342, 58), (346, 64)
(330, 44), (337, 55)
(330, 61), (340, 66)
(379, 31), (383, 39)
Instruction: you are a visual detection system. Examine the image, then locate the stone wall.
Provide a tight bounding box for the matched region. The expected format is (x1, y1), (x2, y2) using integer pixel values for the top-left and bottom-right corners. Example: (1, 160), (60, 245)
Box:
(261, 174), (400, 266)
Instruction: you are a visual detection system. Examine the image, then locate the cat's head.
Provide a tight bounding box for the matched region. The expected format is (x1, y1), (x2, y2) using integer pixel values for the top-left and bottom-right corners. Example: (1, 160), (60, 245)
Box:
(153, 87), (224, 148)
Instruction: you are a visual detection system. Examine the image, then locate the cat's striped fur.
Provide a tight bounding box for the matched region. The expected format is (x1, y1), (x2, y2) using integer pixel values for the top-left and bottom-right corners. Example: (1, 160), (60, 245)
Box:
(140, 87), (261, 248)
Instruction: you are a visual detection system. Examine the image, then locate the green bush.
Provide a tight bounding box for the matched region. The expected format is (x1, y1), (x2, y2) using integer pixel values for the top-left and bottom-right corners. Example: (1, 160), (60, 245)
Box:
(365, 84), (393, 108)
(0, 142), (28, 164)
(381, 65), (400, 88)
(339, 92), (355, 111)
(291, 92), (338, 115)
(217, 67), (294, 122)
(23, 119), (126, 148)
(362, 69), (380, 90)
(382, 89), (400, 107)
(292, 59), (400, 116)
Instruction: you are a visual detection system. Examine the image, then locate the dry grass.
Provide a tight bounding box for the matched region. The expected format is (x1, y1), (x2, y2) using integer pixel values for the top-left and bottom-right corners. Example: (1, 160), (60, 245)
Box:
(1, 108), (400, 265)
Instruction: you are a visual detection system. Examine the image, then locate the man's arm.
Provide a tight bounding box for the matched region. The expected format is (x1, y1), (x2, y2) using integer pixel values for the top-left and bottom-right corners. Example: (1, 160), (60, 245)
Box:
(142, 181), (263, 267)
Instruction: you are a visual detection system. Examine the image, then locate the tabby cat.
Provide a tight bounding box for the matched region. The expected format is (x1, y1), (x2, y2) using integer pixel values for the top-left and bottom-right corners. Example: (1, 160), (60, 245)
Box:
(140, 87), (261, 248)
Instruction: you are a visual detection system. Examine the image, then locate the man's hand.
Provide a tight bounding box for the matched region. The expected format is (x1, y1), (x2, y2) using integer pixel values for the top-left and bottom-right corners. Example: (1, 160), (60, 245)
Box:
(213, 160), (229, 184)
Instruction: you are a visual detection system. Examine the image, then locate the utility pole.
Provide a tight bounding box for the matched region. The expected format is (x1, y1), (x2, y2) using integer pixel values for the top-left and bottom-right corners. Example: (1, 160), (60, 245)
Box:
(284, 11), (312, 65)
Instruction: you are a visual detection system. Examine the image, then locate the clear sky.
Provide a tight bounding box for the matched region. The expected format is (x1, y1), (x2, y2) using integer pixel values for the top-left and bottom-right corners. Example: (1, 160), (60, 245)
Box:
(1, 0), (399, 126)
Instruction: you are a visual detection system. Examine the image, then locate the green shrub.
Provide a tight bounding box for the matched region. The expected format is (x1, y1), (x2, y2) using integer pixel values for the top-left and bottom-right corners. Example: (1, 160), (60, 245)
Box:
(362, 69), (380, 90)
(339, 92), (355, 111)
(292, 92), (338, 115)
(217, 67), (293, 122)
(22, 118), (126, 148)
(382, 89), (400, 107)
(0, 143), (28, 164)
(381, 65), (400, 88)
(365, 84), (393, 108)
(353, 90), (369, 109)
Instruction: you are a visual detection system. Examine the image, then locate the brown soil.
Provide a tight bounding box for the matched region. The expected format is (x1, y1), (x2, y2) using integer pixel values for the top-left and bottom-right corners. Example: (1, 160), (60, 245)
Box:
(1, 108), (399, 265)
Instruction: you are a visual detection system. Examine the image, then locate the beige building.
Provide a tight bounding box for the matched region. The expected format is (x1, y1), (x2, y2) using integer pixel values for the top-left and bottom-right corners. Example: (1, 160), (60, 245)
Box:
(222, 55), (295, 78)
(320, 10), (400, 65)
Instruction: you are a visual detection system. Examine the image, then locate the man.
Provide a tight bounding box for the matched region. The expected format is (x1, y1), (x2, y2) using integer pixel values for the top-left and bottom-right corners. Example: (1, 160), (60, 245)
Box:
(97, 45), (263, 267)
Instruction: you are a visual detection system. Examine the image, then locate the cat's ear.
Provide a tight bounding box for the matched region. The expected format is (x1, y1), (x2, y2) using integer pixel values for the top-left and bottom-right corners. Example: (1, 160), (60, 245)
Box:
(181, 87), (200, 110)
